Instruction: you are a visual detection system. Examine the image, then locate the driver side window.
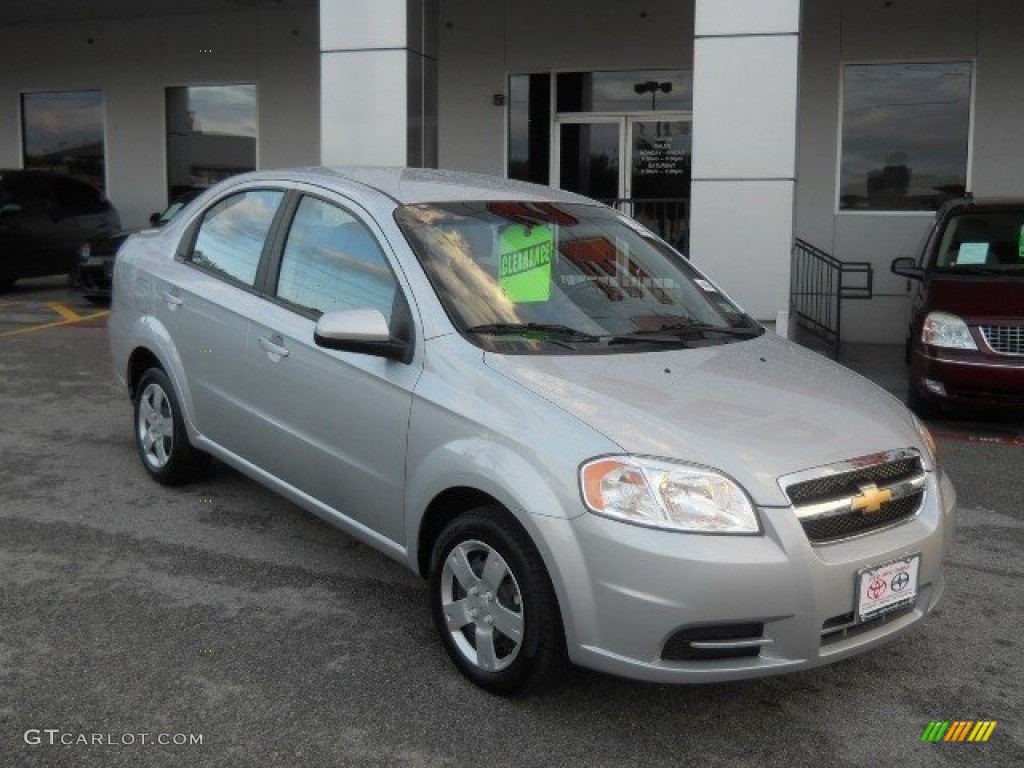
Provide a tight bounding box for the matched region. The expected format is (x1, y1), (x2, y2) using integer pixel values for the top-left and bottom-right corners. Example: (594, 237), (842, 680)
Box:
(275, 196), (398, 320)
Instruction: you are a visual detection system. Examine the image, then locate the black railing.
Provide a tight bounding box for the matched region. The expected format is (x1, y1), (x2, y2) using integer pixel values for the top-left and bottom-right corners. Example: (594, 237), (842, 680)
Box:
(791, 238), (873, 359)
(608, 198), (690, 252)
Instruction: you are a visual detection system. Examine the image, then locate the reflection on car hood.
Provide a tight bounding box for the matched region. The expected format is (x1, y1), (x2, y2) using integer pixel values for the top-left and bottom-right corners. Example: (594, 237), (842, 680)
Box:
(484, 334), (922, 506)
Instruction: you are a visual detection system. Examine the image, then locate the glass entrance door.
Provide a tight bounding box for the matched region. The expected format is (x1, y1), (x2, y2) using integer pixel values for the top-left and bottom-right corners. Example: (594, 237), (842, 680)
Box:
(627, 118), (691, 252)
(557, 121), (621, 201)
(554, 115), (691, 250)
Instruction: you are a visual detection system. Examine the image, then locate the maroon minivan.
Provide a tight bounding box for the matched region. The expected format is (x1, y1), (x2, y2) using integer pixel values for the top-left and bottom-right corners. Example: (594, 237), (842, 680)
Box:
(891, 199), (1024, 417)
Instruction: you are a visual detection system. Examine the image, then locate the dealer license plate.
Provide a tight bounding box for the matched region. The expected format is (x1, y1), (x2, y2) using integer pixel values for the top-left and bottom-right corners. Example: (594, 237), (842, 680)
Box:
(856, 555), (919, 622)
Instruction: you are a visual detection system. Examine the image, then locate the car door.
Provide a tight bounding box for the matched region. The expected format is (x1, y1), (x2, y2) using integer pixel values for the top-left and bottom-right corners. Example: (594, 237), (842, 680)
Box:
(161, 186), (287, 455)
(244, 192), (421, 544)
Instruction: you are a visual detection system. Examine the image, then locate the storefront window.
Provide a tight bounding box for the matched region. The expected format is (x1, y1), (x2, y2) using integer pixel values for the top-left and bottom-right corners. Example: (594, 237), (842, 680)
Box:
(839, 62), (971, 212)
(166, 84), (257, 199)
(557, 70), (692, 113)
(21, 90), (106, 190)
(508, 74), (550, 185)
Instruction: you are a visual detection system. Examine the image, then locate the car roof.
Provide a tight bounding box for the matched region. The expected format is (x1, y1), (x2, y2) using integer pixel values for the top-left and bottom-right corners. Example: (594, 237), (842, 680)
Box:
(231, 166), (599, 207)
(938, 197), (1024, 216)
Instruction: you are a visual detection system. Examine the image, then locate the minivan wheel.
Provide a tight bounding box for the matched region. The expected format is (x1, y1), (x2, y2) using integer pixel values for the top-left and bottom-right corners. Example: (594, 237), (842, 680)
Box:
(429, 507), (567, 695)
(134, 367), (209, 485)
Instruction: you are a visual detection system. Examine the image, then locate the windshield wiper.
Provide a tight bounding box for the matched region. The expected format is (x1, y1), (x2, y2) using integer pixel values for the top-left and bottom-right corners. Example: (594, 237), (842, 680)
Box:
(464, 322), (603, 345)
(629, 320), (763, 338)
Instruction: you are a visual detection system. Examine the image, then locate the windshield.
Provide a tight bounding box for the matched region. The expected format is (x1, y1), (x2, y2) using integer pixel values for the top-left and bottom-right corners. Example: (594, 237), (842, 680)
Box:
(395, 201), (762, 354)
(933, 210), (1024, 274)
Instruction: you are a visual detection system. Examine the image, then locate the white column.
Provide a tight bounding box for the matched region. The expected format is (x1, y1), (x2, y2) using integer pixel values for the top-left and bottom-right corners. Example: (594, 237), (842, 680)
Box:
(319, 0), (437, 167)
(690, 0), (801, 333)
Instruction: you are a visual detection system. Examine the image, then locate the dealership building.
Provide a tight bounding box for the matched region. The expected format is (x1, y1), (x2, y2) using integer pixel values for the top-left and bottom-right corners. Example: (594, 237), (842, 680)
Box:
(1, 0), (1020, 343)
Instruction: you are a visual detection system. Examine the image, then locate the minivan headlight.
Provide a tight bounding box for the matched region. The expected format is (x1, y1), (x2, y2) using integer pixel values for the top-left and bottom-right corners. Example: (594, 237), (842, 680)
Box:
(921, 311), (977, 350)
(580, 456), (760, 534)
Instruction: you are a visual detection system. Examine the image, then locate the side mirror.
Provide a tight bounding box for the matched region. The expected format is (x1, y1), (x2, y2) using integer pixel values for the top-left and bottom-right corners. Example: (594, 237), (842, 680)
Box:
(891, 257), (924, 281)
(314, 308), (412, 363)
(149, 212), (162, 226)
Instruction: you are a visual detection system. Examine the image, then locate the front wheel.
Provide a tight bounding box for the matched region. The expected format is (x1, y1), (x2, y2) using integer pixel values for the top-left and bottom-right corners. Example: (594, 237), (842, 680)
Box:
(429, 507), (567, 695)
(134, 367), (209, 485)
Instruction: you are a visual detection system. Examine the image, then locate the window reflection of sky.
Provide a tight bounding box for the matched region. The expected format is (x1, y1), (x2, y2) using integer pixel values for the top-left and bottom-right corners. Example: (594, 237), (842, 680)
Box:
(187, 84), (257, 137)
(194, 190), (282, 285)
(277, 197), (396, 316)
(22, 90), (103, 157)
(840, 62), (971, 210)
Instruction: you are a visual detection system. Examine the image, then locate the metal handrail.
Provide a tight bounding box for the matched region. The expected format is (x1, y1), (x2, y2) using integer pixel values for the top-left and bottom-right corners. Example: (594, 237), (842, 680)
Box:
(791, 238), (873, 359)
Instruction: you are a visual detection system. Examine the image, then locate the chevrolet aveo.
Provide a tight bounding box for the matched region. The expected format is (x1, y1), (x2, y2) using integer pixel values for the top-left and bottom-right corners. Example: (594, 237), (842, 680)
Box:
(109, 168), (956, 694)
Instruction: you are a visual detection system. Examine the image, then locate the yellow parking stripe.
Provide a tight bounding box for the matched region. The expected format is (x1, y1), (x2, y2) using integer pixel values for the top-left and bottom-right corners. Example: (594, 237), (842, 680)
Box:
(47, 302), (83, 322)
(0, 309), (109, 338)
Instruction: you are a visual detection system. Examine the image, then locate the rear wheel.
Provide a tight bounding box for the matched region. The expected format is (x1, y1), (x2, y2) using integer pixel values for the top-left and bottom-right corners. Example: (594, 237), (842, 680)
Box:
(0, 278), (15, 292)
(134, 367), (209, 485)
(429, 507), (567, 696)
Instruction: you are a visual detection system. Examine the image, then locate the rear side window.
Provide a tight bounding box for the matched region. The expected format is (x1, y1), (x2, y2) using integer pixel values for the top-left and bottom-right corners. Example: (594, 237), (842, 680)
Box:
(191, 189), (283, 286)
(275, 195), (397, 318)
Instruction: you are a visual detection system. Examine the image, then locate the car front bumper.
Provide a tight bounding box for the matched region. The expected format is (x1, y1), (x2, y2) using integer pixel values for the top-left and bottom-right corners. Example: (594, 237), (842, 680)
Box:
(912, 347), (1024, 409)
(70, 259), (114, 297)
(537, 468), (956, 683)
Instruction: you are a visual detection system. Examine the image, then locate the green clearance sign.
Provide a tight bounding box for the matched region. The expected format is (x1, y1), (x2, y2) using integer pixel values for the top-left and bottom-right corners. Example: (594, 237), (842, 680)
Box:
(498, 224), (554, 303)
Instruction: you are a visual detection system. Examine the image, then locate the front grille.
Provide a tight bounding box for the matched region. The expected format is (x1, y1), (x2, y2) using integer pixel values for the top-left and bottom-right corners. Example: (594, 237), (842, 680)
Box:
(980, 325), (1024, 355)
(782, 451), (926, 545)
(662, 623), (765, 661)
(786, 456), (920, 505)
(800, 493), (923, 543)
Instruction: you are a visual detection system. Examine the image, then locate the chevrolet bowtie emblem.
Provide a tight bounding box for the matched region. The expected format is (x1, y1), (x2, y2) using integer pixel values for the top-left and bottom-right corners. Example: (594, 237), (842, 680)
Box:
(851, 483), (893, 514)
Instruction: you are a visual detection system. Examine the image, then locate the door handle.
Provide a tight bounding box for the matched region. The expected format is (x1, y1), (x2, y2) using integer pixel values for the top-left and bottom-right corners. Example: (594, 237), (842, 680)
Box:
(163, 291), (184, 309)
(258, 334), (290, 359)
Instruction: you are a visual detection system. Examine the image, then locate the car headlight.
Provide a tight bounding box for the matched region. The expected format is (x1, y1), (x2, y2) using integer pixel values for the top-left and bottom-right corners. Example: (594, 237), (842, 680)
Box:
(78, 242), (91, 259)
(580, 456), (760, 534)
(921, 311), (977, 350)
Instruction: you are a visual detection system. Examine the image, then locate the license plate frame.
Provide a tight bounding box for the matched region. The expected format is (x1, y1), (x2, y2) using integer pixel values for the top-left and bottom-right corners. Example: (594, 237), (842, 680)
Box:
(856, 554), (920, 622)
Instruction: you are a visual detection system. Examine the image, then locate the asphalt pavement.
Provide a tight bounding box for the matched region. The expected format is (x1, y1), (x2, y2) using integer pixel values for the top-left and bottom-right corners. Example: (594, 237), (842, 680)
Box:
(1, 278), (1022, 767)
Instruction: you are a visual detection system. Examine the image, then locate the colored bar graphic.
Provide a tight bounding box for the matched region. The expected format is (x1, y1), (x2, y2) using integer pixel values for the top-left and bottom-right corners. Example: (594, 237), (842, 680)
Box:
(921, 721), (949, 742)
(921, 720), (997, 743)
(945, 721), (973, 741)
(968, 721), (997, 742)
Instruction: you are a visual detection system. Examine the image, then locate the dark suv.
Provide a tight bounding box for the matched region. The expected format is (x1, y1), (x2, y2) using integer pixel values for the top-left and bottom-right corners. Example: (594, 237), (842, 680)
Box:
(0, 170), (120, 290)
(892, 198), (1024, 415)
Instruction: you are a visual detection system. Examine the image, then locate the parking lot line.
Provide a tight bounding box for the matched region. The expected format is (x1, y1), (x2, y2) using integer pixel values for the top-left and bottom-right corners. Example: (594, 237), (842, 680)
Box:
(934, 431), (1024, 448)
(0, 308), (109, 338)
(47, 302), (83, 322)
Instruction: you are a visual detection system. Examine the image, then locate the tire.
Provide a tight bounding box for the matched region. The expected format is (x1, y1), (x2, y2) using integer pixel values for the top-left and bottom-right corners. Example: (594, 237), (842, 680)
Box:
(134, 367), (210, 485)
(0, 278), (15, 292)
(429, 507), (567, 696)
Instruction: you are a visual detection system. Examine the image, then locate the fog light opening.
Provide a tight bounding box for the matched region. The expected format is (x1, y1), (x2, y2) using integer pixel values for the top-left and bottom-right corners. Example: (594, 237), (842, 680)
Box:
(923, 379), (946, 397)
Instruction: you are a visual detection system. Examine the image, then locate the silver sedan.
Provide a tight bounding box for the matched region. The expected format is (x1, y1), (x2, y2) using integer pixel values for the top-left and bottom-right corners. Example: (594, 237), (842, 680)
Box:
(109, 167), (956, 695)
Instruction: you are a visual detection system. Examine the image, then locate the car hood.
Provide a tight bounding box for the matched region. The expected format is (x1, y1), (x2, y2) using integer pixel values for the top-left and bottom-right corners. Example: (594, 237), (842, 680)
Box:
(484, 334), (923, 507)
(926, 273), (1024, 321)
